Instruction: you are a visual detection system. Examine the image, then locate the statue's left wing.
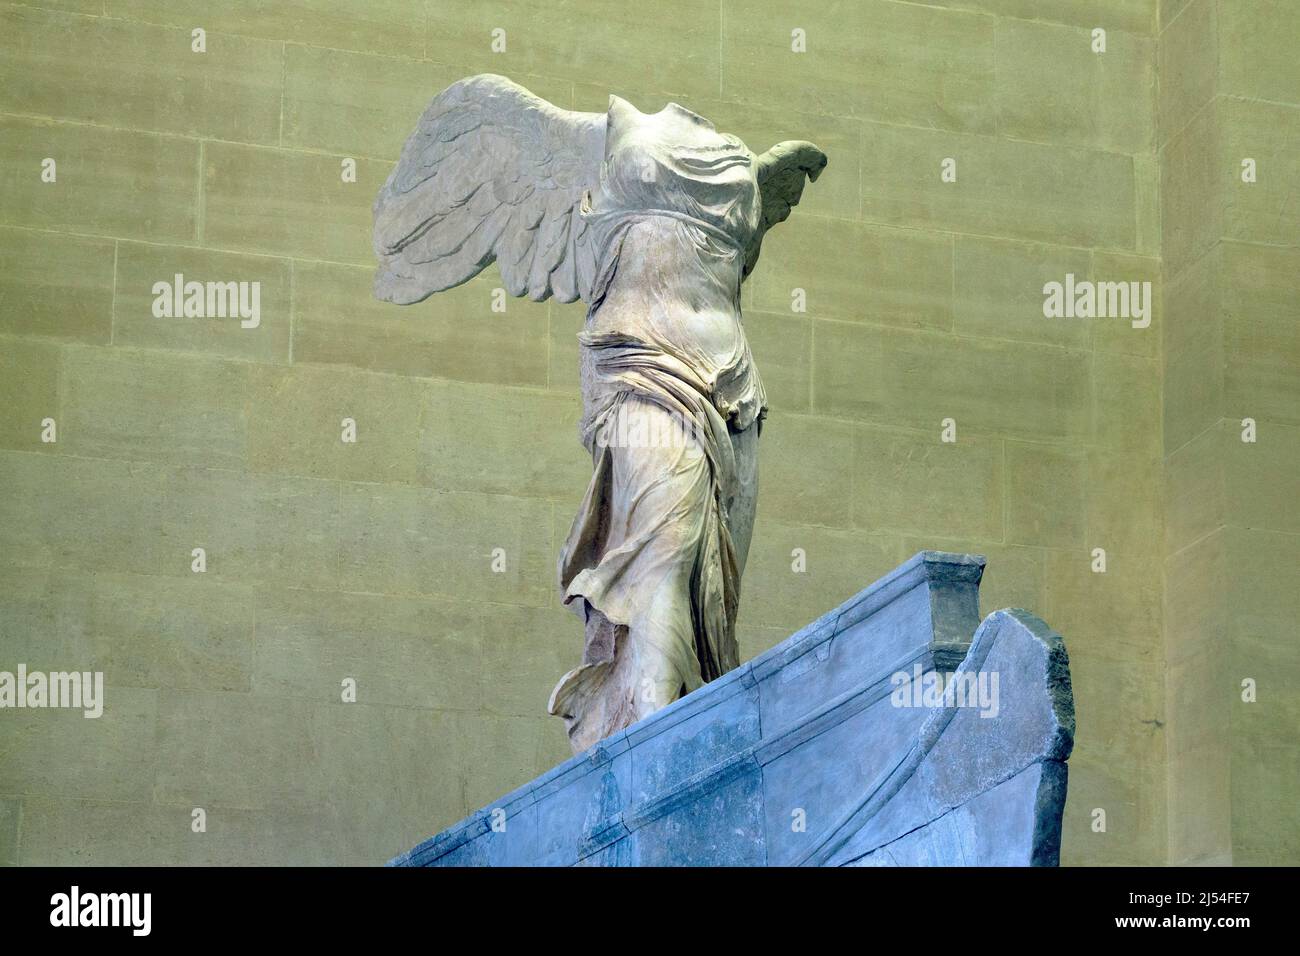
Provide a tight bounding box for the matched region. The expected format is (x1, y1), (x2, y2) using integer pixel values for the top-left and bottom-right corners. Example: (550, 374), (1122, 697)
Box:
(374, 74), (606, 305)
(741, 140), (828, 281)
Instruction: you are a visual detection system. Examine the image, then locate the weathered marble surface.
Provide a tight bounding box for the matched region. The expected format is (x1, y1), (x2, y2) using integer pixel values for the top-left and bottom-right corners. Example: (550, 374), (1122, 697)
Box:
(392, 551), (1075, 867)
(374, 75), (826, 752)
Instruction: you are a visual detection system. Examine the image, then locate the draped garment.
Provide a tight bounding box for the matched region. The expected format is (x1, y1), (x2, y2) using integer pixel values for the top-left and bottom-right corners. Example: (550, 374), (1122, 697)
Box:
(547, 100), (767, 750)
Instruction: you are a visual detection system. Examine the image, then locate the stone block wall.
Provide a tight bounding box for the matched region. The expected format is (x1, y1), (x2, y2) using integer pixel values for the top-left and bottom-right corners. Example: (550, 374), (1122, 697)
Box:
(0, 0), (1276, 866)
(1158, 0), (1299, 866)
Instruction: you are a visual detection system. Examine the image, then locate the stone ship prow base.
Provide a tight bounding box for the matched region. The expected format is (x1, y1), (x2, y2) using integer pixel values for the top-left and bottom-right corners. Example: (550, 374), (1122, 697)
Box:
(393, 551), (1075, 866)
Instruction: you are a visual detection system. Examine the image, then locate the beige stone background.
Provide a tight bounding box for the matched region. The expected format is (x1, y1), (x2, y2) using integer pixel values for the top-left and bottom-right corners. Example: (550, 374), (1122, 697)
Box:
(0, 0), (1293, 865)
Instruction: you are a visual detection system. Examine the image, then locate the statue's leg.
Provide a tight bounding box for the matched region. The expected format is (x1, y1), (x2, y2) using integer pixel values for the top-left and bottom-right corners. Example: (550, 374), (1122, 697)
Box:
(726, 420), (760, 577)
(628, 561), (701, 718)
(552, 396), (729, 746)
(611, 399), (714, 720)
(557, 594), (685, 748)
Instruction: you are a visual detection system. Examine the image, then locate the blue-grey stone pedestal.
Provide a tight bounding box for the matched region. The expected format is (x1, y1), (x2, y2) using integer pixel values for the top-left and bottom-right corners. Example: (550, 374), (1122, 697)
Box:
(393, 551), (1074, 866)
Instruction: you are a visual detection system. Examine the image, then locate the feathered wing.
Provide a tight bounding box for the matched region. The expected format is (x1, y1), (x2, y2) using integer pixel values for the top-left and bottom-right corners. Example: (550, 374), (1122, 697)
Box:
(741, 140), (828, 281)
(374, 74), (607, 305)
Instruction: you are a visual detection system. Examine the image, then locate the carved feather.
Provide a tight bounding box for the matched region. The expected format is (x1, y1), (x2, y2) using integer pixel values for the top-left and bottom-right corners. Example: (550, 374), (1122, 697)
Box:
(374, 74), (606, 305)
(742, 140), (828, 281)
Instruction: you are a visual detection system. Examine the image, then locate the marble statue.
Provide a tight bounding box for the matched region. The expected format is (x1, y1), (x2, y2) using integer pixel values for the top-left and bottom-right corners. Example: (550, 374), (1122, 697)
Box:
(374, 74), (826, 752)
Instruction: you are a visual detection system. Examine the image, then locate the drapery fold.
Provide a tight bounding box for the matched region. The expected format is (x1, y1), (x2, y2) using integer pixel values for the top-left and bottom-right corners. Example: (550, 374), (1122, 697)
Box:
(547, 330), (746, 748)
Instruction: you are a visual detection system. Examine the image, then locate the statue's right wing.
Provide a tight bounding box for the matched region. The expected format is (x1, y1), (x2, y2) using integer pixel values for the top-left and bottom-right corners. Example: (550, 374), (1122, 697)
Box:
(374, 74), (606, 305)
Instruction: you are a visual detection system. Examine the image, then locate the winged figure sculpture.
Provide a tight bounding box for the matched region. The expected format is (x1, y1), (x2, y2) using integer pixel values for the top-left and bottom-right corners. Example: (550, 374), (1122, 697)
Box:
(375, 75), (826, 752)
